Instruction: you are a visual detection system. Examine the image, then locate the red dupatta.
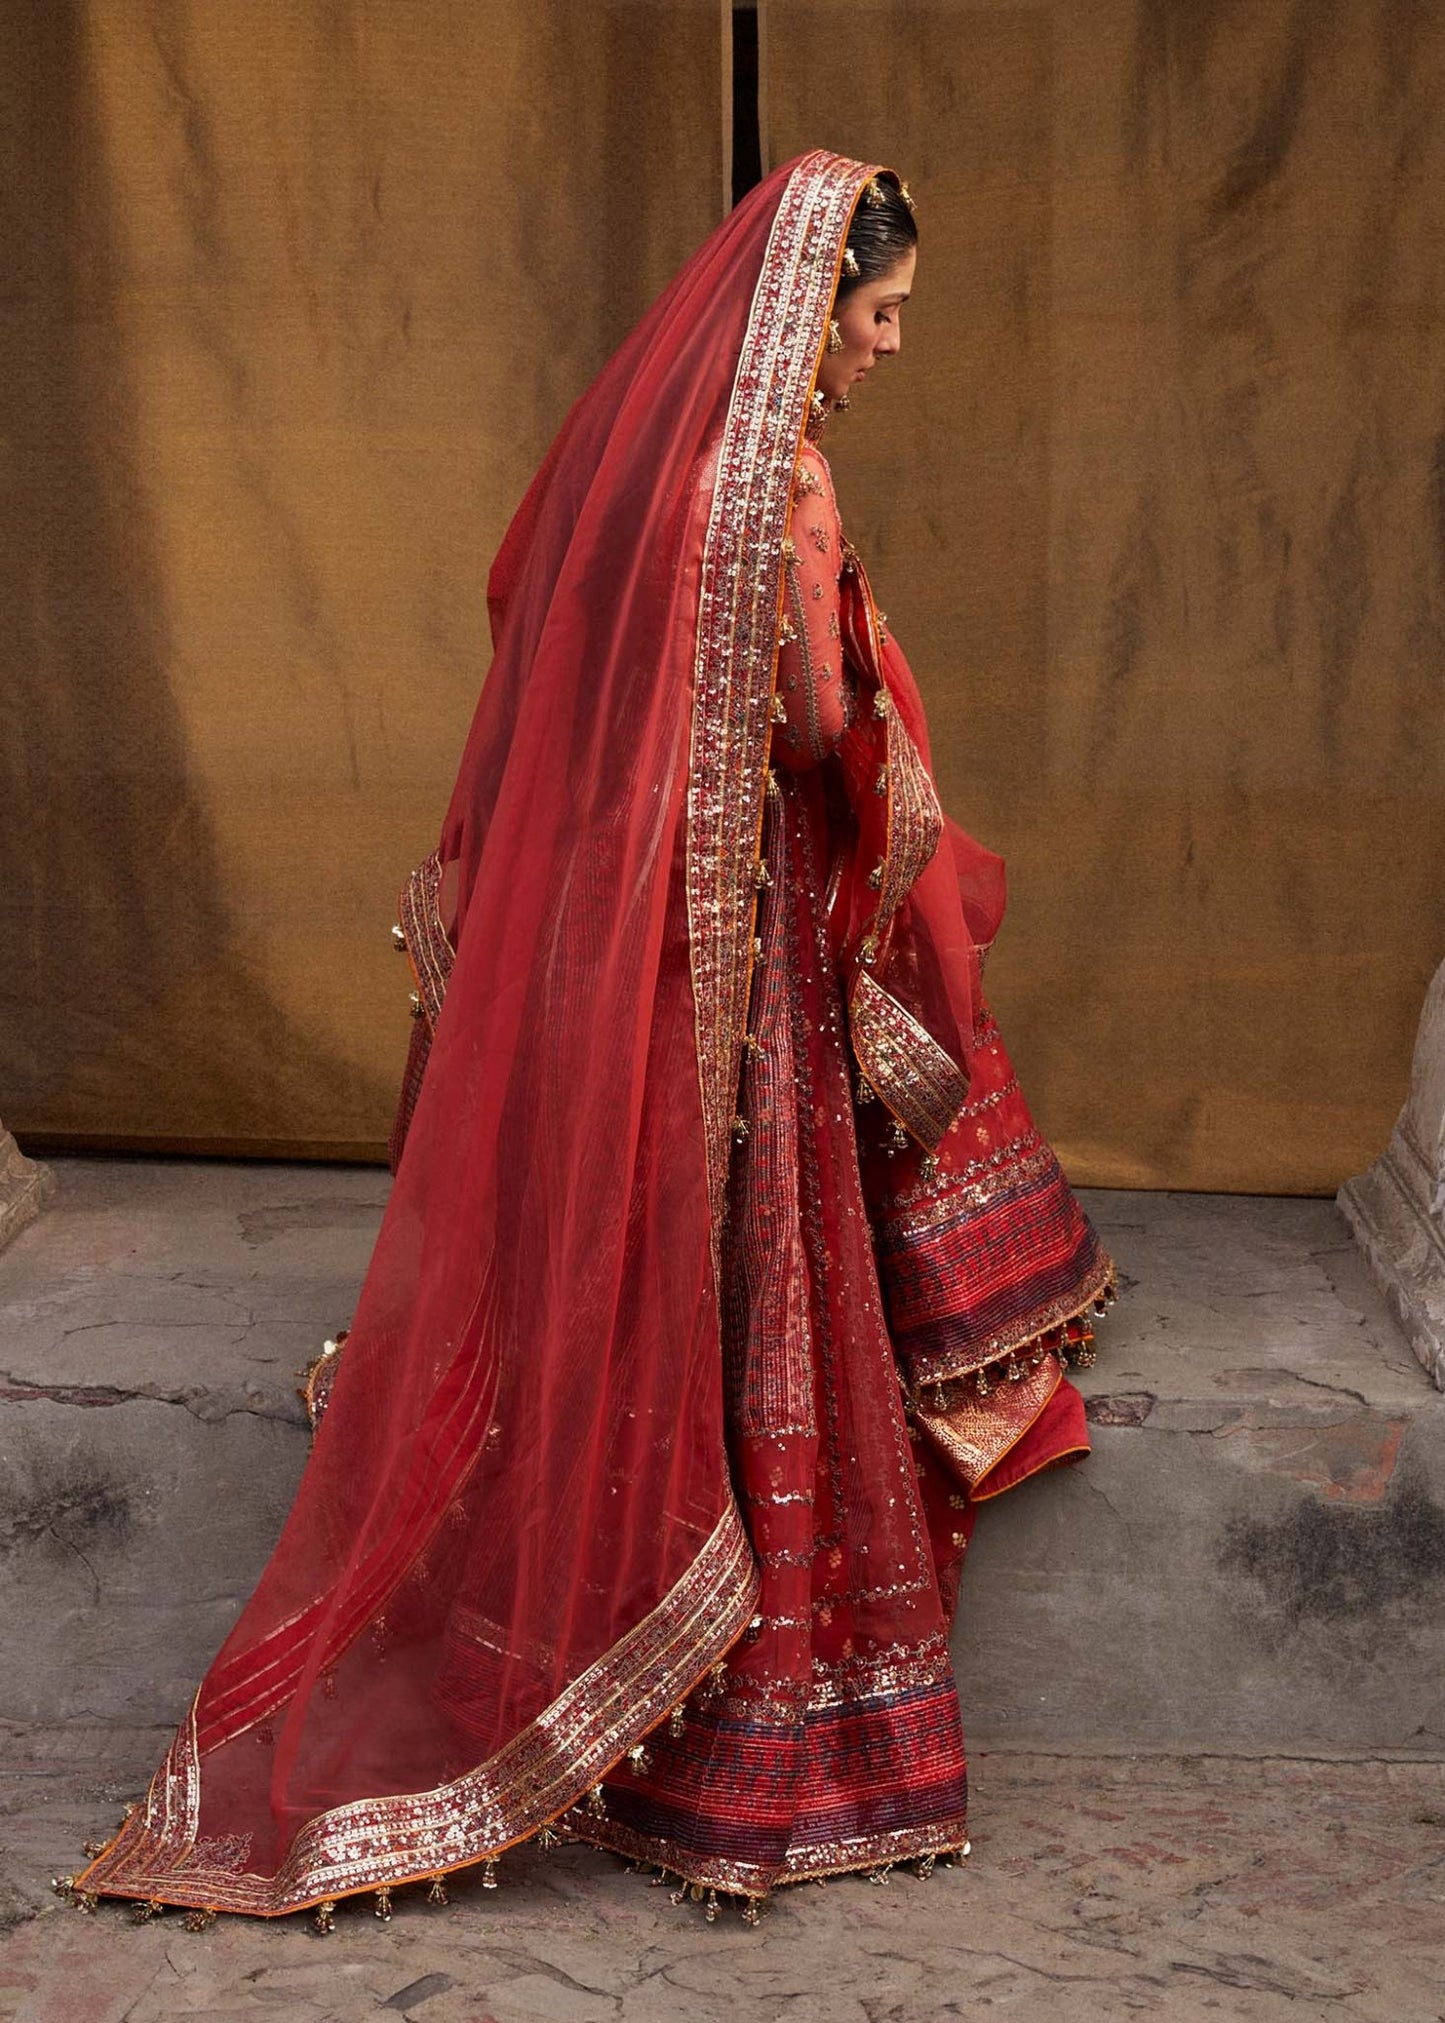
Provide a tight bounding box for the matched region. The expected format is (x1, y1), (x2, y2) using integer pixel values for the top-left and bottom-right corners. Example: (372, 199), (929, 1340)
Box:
(75, 151), (1032, 1921)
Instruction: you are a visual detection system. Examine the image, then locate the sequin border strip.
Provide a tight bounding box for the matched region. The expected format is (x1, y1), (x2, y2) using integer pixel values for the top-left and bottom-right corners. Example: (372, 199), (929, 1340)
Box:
(75, 1502), (759, 1915)
(685, 150), (878, 1252)
(398, 850), (454, 1030)
(849, 966), (970, 1151)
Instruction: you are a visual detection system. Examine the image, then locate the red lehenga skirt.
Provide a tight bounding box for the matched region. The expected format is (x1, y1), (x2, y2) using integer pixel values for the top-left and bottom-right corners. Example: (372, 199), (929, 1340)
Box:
(549, 757), (1115, 1900)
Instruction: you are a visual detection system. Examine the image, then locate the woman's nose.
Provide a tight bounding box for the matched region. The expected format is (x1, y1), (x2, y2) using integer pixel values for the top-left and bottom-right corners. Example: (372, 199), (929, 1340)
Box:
(876, 323), (901, 358)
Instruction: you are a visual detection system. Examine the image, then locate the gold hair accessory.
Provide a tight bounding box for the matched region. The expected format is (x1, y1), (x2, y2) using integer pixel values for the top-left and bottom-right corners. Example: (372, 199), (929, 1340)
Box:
(826, 319), (843, 354)
(841, 246), (860, 278)
(862, 177), (888, 208)
(898, 180), (915, 213)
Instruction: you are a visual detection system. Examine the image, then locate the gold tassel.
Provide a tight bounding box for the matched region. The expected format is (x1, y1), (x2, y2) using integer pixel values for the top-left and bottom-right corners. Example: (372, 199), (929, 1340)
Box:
(408, 991), (424, 1020)
(427, 1874), (448, 1905)
(391, 923), (406, 950)
(916, 1854), (936, 1880)
(770, 691), (787, 723)
(50, 1876), (75, 1903)
(585, 1782), (607, 1817)
(627, 1743), (652, 1774)
(704, 1889), (720, 1922)
(131, 1899), (167, 1924)
(481, 1858), (499, 1890)
(74, 1891), (100, 1915)
(537, 1824), (561, 1851)
(183, 1906), (216, 1933)
(976, 1366), (993, 1398)
(742, 1895), (762, 1926)
(373, 1886), (392, 1920)
(669, 1706), (686, 1738)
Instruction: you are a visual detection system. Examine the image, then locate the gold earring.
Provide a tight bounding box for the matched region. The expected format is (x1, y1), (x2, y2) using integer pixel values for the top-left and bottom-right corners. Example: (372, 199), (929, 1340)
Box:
(826, 319), (843, 354)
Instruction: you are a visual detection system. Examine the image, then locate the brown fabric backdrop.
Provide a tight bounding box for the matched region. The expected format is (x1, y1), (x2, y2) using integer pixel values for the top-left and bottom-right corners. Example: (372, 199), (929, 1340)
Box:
(5, 3), (1443, 1189)
(0, 0), (726, 1158)
(763, 0), (1445, 1192)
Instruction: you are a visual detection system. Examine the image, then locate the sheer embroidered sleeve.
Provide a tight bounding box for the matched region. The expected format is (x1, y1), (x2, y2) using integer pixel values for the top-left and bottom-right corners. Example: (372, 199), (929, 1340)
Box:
(769, 444), (860, 772)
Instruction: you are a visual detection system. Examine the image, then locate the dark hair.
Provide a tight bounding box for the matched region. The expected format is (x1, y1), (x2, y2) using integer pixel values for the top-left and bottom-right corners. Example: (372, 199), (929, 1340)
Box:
(836, 174), (918, 296)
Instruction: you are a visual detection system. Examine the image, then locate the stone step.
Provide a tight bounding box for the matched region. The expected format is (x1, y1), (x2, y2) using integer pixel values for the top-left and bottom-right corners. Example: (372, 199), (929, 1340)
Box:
(958, 1189), (1445, 1757)
(6, 1723), (1443, 2014)
(1, 1162), (1441, 1755)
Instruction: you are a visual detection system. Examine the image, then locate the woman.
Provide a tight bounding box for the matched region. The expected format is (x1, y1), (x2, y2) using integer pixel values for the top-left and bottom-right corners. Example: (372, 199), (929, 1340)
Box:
(69, 150), (1115, 1929)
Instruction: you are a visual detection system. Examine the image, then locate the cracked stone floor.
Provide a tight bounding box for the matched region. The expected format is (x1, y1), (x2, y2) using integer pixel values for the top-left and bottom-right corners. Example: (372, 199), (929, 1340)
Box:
(1, 1165), (1443, 2016)
(2, 1727), (1443, 2022)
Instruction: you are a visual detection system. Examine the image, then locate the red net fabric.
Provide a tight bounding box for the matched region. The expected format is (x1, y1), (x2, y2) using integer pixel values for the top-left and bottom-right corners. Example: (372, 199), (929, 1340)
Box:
(76, 151), (1114, 1920)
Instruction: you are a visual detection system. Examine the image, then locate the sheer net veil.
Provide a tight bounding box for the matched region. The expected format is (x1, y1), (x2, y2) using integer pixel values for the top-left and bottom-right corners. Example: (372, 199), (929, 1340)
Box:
(76, 150), (1017, 1917)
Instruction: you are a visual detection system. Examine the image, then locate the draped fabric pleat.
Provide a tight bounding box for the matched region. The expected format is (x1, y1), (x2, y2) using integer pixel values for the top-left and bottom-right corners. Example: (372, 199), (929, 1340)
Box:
(0, 0), (725, 1157)
(761, 0), (1445, 1193)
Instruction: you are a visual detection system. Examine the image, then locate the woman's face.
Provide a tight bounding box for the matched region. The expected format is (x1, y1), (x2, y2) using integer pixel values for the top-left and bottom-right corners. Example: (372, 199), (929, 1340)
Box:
(816, 247), (916, 405)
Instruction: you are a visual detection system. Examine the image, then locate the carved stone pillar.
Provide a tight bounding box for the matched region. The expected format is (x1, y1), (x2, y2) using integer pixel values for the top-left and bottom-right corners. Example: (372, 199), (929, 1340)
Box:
(0, 1124), (54, 1255)
(1338, 960), (1445, 1390)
